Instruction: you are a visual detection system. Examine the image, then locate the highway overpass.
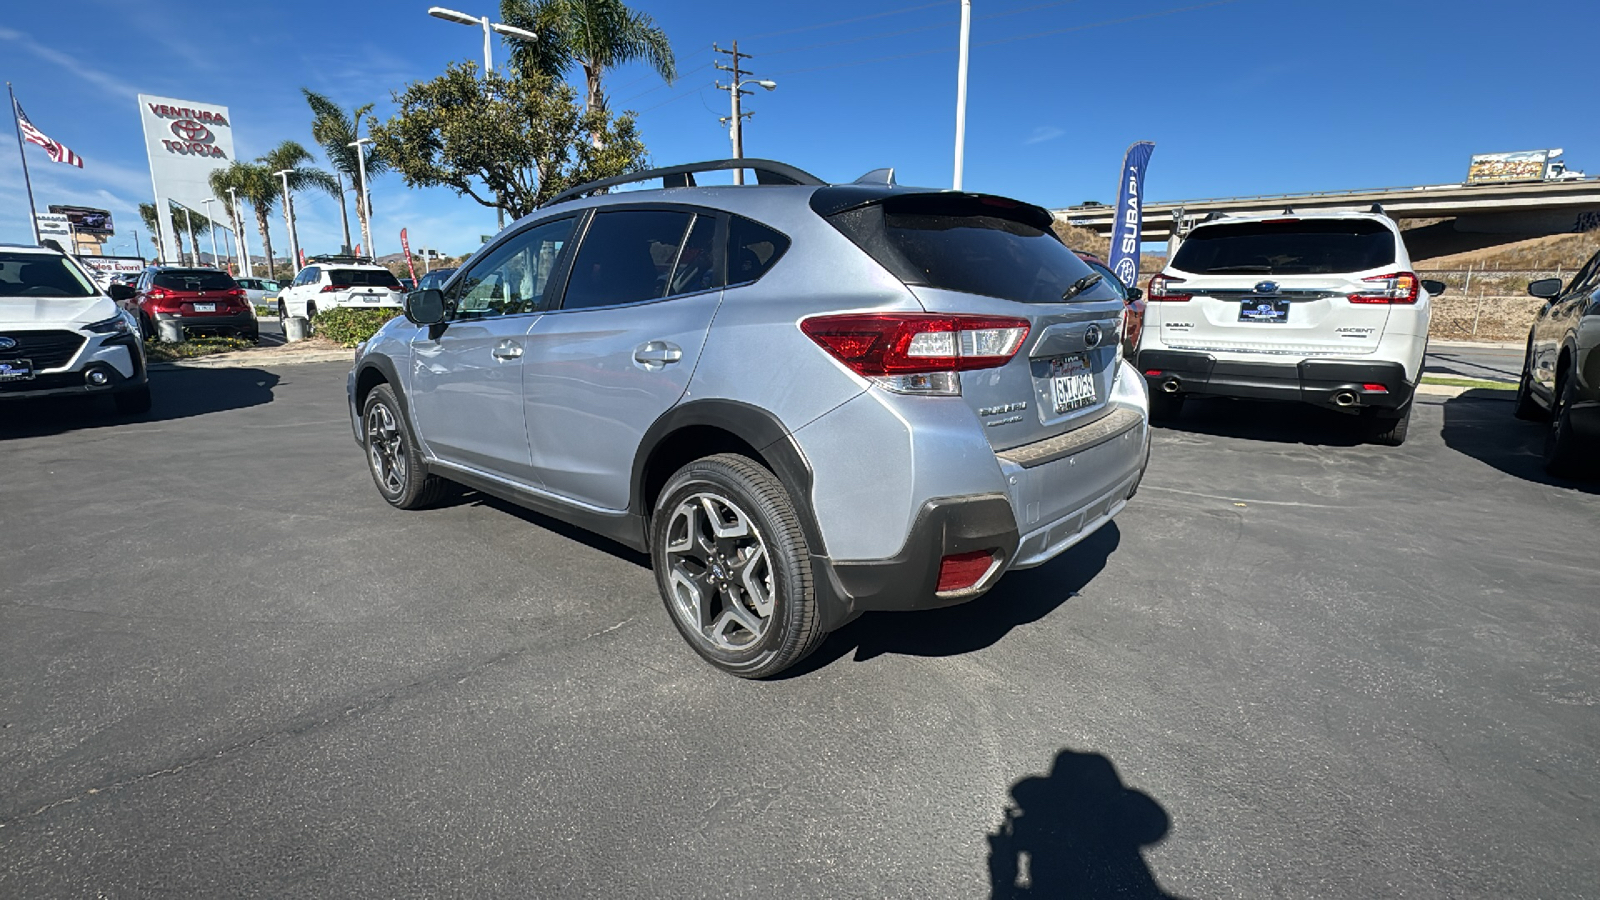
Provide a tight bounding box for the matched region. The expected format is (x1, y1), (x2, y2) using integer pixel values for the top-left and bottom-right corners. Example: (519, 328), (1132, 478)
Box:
(1058, 178), (1600, 243)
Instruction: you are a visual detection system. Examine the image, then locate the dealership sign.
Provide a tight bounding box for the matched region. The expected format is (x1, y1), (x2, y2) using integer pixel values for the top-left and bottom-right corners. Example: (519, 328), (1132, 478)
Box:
(138, 94), (236, 264)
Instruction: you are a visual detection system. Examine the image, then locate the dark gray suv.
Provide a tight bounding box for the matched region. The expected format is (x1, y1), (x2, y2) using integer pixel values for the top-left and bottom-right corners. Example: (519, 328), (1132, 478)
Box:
(349, 159), (1151, 677)
(1515, 247), (1600, 476)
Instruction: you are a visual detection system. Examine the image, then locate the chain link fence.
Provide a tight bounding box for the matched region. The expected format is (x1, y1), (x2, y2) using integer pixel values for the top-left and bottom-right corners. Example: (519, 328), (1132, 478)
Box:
(1418, 267), (1565, 342)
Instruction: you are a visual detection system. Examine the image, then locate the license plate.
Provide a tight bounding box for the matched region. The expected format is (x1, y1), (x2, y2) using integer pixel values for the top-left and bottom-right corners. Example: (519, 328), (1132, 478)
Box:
(362, 294), (380, 303)
(1239, 298), (1291, 324)
(192, 303), (216, 313)
(0, 359), (35, 382)
(1050, 354), (1098, 413)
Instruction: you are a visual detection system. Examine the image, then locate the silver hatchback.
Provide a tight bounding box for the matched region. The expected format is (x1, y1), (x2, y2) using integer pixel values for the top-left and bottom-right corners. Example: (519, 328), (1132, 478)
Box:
(348, 159), (1150, 677)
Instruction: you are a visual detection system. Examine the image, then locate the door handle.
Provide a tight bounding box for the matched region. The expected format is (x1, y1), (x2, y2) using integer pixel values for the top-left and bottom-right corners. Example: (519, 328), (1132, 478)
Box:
(491, 341), (523, 360)
(634, 341), (684, 368)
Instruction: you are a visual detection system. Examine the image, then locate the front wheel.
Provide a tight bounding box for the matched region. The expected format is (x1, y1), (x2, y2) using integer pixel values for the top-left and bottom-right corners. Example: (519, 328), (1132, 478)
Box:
(651, 454), (825, 679)
(362, 384), (450, 509)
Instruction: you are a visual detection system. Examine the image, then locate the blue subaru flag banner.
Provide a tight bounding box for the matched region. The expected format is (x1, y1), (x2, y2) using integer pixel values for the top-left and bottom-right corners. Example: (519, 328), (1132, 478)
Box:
(1108, 141), (1155, 290)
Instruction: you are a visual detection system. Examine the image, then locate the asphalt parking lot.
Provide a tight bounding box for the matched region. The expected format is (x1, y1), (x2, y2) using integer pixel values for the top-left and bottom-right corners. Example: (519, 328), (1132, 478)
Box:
(2, 361), (1596, 898)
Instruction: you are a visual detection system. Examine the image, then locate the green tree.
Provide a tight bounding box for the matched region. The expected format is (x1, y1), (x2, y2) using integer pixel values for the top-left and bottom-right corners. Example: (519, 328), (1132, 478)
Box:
(260, 140), (338, 263)
(499, 0), (675, 116)
(209, 162), (282, 278)
(138, 200), (210, 263)
(371, 64), (646, 220)
(302, 89), (389, 252)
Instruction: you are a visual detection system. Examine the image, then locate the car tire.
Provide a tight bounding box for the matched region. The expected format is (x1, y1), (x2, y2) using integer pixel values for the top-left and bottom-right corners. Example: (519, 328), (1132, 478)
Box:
(362, 384), (451, 510)
(113, 385), (151, 416)
(1147, 390), (1185, 423)
(276, 301), (287, 328)
(651, 453), (826, 679)
(138, 312), (154, 342)
(1513, 339), (1545, 421)
(1543, 370), (1587, 477)
(1363, 403), (1411, 447)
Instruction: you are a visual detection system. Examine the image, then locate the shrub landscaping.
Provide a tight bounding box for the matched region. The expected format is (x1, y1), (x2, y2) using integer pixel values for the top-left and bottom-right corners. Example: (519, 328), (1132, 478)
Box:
(312, 307), (403, 348)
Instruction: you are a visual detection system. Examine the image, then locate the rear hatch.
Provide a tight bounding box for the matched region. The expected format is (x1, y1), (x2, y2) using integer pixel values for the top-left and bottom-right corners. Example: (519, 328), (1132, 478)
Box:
(328, 268), (402, 304)
(151, 269), (244, 315)
(1151, 217), (1404, 356)
(818, 190), (1127, 452)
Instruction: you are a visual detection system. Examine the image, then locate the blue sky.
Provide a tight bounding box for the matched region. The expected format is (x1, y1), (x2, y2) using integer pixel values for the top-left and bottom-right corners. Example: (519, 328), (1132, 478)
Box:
(3, 0), (1598, 259)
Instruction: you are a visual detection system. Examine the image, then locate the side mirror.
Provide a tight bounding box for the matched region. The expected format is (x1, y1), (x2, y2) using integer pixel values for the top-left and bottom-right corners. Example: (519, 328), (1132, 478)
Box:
(405, 288), (446, 326)
(1420, 279), (1446, 297)
(107, 282), (134, 302)
(1527, 278), (1562, 300)
(1126, 287), (1144, 302)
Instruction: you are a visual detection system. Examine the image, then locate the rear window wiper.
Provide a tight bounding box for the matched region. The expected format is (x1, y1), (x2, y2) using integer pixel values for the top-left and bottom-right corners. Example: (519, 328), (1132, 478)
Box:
(1061, 272), (1102, 301)
(1203, 264), (1273, 273)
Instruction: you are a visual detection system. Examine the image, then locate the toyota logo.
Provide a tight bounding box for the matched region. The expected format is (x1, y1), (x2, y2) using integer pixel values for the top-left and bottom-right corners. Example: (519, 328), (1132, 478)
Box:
(0, 336), (16, 351)
(1083, 324), (1103, 349)
(170, 119), (213, 142)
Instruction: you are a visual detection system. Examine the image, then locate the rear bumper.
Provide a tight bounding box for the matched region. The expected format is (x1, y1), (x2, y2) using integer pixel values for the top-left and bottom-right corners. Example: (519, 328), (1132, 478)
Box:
(157, 311), (257, 335)
(1137, 349), (1415, 412)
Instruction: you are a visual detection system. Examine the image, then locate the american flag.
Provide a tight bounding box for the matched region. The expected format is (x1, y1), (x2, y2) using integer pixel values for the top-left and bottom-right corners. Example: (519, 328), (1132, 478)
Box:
(14, 101), (84, 168)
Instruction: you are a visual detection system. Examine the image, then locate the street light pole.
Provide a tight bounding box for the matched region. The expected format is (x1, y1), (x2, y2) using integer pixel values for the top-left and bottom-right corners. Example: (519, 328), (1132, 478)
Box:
(201, 198), (221, 268)
(274, 169), (301, 274)
(182, 206), (198, 266)
(228, 187), (253, 277)
(953, 0), (972, 191)
(350, 138), (373, 258)
(335, 170), (353, 254)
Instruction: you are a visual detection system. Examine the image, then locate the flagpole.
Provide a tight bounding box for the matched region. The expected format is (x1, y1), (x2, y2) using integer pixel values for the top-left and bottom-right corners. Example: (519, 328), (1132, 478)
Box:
(7, 82), (41, 246)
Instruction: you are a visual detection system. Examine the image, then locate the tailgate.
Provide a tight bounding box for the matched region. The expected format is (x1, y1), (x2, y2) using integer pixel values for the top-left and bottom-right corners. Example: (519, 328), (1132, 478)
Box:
(1157, 274), (1391, 356)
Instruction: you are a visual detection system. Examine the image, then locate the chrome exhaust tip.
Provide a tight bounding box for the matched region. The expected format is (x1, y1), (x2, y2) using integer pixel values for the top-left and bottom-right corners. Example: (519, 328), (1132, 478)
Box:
(1161, 378), (1181, 394)
(1333, 391), (1358, 408)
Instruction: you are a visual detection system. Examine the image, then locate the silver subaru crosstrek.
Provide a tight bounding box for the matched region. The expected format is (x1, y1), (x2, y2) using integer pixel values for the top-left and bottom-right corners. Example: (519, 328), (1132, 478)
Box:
(348, 159), (1151, 677)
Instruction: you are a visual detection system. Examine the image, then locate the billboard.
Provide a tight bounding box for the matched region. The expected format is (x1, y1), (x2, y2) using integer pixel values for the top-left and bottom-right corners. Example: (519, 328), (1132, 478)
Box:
(48, 205), (114, 236)
(1466, 150), (1552, 185)
(138, 94), (235, 264)
(34, 213), (70, 238)
(78, 255), (146, 284)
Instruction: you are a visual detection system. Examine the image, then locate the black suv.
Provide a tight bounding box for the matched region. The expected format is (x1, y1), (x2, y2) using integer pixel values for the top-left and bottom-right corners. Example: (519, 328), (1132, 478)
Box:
(1514, 246), (1600, 476)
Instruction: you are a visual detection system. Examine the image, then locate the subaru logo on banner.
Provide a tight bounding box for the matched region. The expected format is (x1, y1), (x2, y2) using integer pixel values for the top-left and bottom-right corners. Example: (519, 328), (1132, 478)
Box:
(1108, 141), (1156, 290)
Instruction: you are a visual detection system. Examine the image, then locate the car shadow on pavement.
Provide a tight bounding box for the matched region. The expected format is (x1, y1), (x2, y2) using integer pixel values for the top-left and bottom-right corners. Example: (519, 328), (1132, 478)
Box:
(1440, 389), (1600, 493)
(987, 748), (1189, 899)
(0, 367), (281, 439)
(1154, 397), (1367, 446)
(782, 522), (1120, 676)
(471, 493), (653, 568)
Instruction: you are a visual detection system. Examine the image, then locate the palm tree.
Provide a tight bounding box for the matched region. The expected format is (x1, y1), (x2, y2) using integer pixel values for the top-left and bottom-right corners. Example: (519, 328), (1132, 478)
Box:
(500, 0), (675, 116)
(137, 200), (210, 263)
(212, 161), (281, 278)
(260, 140), (338, 266)
(303, 89), (389, 254)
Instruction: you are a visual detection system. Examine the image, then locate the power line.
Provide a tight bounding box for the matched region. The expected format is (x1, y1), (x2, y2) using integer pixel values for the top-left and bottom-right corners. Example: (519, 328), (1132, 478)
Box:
(615, 60), (713, 106)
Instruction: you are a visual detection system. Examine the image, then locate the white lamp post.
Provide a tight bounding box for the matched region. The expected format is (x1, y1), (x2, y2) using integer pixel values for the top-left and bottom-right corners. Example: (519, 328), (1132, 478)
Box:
(725, 78), (776, 186)
(953, 0), (972, 191)
(182, 206), (198, 267)
(200, 198), (221, 267)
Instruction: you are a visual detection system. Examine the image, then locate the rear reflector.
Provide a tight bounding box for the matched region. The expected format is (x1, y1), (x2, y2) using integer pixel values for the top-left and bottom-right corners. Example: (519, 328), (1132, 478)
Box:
(800, 313), (1029, 376)
(1362, 383), (1388, 393)
(1143, 369), (1163, 377)
(936, 549), (998, 593)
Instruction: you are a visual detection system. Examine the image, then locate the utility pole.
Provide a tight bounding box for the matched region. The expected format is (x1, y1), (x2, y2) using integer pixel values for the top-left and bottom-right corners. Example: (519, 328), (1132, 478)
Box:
(953, 0), (972, 191)
(715, 41), (756, 185)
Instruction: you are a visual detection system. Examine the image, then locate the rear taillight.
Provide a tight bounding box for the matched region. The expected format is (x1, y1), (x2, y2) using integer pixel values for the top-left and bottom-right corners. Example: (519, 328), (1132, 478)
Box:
(148, 287), (170, 301)
(1146, 274), (1191, 302)
(936, 549), (999, 593)
(800, 313), (1029, 396)
(321, 283), (350, 293)
(1349, 272), (1419, 305)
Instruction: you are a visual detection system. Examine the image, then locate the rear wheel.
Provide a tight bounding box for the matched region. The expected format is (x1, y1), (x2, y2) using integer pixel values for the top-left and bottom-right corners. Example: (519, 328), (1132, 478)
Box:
(362, 384), (450, 509)
(651, 454), (825, 679)
(1543, 370), (1588, 477)
(1513, 339), (1545, 421)
(1147, 390), (1185, 423)
(1362, 403), (1412, 446)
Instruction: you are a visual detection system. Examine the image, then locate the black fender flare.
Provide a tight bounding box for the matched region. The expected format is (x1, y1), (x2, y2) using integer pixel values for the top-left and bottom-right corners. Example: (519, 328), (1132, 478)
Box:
(352, 353), (423, 444)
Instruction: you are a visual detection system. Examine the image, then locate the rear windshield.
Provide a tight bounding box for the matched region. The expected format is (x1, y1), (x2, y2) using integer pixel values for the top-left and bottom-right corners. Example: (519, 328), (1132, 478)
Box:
(1172, 219), (1396, 275)
(154, 270), (237, 291)
(827, 195), (1118, 304)
(330, 268), (401, 288)
(0, 251), (97, 298)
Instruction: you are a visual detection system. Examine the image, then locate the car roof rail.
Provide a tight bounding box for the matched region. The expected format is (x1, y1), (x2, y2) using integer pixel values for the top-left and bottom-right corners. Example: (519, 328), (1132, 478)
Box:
(306, 254), (374, 265)
(1202, 211), (1226, 222)
(1369, 203), (1386, 216)
(540, 158), (826, 209)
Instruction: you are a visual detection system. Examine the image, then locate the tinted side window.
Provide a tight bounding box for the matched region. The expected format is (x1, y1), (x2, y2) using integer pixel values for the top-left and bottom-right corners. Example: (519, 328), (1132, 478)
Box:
(453, 217), (575, 317)
(668, 214), (720, 296)
(1563, 253), (1600, 296)
(728, 215), (790, 286)
(562, 210), (693, 311)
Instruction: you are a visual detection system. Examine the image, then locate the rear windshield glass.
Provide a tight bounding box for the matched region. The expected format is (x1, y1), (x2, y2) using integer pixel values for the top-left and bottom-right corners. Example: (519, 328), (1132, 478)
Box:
(330, 268), (401, 288)
(1172, 219), (1396, 275)
(827, 195), (1117, 304)
(0, 252), (97, 298)
(154, 270), (237, 291)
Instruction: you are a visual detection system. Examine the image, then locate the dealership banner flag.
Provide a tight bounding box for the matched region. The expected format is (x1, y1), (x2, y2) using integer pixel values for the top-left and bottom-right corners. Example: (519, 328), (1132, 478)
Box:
(400, 228), (417, 284)
(1108, 141), (1155, 290)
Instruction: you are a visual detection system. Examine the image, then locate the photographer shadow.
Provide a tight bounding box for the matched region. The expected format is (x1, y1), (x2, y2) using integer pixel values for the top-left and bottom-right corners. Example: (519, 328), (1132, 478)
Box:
(989, 748), (1188, 899)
